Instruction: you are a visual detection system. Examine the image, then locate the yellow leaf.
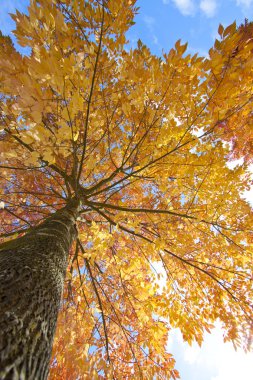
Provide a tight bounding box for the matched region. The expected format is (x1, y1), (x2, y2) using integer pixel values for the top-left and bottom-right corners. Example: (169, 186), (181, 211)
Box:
(43, 149), (55, 164)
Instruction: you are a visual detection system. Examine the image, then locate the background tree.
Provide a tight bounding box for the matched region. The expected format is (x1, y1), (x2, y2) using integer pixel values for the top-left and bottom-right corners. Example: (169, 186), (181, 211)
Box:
(0, 1), (253, 379)
(218, 20), (253, 163)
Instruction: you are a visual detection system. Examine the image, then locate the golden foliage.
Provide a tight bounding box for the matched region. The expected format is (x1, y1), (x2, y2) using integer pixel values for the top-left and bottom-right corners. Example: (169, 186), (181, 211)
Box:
(0, 1), (253, 378)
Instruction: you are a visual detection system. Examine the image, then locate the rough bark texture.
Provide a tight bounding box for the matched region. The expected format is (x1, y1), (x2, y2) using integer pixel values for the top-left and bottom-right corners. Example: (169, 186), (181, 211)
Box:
(0, 199), (79, 380)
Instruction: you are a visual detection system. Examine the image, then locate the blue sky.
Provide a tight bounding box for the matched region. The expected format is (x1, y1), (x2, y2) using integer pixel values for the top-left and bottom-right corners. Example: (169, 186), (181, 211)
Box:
(1, 1), (253, 379)
(2, 0), (253, 57)
(128, 0), (253, 57)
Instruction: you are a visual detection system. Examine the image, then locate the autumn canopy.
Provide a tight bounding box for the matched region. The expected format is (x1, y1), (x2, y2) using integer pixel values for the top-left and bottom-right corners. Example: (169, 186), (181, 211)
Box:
(0, 0), (253, 379)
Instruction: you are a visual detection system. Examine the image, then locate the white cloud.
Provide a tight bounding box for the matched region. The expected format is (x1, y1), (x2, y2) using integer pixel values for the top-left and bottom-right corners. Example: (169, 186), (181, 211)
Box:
(244, 186), (253, 207)
(188, 46), (208, 57)
(236, 0), (253, 7)
(242, 163), (253, 207)
(143, 15), (155, 31)
(235, 0), (253, 17)
(235, 0), (253, 15)
(226, 157), (244, 170)
(163, 0), (196, 16)
(142, 15), (161, 49)
(167, 325), (253, 380)
(200, 0), (217, 17)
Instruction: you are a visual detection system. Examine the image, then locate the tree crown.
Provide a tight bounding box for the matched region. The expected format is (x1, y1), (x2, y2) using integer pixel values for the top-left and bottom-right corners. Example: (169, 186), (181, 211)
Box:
(1, 1), (253, 378)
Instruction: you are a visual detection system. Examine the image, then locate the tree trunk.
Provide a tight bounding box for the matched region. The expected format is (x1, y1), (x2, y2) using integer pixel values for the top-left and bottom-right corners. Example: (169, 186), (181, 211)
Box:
(0, 199), (79, 380)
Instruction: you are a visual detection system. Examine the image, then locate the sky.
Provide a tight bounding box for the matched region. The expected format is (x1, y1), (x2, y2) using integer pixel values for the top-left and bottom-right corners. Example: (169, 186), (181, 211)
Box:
(0, 1), (253, 379)
(127, 0), (253, 57)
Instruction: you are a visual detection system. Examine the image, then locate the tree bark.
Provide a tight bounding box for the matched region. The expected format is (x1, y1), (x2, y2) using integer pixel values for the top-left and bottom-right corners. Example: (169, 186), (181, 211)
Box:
(0, 199), (79, 380)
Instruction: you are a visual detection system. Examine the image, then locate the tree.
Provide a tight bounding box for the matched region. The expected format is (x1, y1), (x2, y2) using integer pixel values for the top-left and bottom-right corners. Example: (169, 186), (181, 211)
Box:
(218, 20), (253, 163)
(0, 1), (252, 379)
